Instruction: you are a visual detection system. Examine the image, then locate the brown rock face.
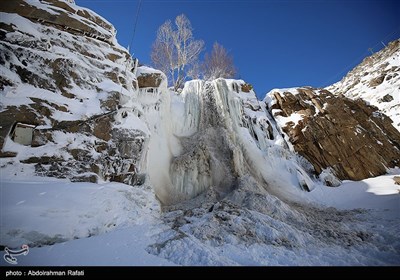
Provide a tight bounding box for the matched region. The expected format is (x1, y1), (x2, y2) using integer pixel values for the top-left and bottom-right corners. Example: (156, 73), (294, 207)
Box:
(269, 87), (400, 181)
(137, 73), (163, 88)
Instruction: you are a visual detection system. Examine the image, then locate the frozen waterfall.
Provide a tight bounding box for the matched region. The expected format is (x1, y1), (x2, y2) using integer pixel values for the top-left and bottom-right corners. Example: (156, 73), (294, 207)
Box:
(137, 77), (315, 205)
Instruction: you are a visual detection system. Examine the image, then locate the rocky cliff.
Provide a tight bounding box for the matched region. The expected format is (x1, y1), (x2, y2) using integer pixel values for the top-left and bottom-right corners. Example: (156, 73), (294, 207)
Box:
(0, 0), (147, 184)
(265, 87), (400, 181)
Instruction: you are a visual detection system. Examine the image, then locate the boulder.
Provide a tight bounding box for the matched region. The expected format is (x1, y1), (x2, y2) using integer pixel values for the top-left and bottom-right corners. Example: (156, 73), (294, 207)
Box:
(368, 75), (385, 87)
(93, 116), (113, 141)
(380, 94), (394, 103)
(71, 174), (98, 183)
(136, 66), (166, 89)
(137, 73), (163, 88)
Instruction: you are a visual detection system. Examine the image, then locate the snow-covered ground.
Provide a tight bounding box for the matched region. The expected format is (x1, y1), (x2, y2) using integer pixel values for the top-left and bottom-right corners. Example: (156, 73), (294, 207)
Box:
(0, 175), (173, 266)
(1, 169), (399, 266)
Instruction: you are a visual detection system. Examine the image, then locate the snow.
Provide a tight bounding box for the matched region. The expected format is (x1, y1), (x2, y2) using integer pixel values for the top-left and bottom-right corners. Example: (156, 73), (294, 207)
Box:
(25, 0), (62, 15)
(274, 112), (304, 128)
(0, 183), (173, 266)
(0, 12), (44, 39)
(114, 110), (150, 134)
(327, 40), (400, 131)
(0, 180), (154, 247)
(136, 65), (165, 76)
(308, 169), (400, 216)
(1, 172), (399, 266)
(9, 225), (176, 266)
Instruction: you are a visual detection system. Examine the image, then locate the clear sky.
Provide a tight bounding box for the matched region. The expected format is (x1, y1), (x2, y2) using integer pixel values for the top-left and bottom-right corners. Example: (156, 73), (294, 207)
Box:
(76, 0), (400, 99)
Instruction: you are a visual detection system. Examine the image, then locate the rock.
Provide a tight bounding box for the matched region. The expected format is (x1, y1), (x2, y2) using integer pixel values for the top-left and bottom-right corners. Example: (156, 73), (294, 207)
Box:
(111, 128), (147, 159)
(21, 156), (64, 164)
(100, 91), (120, 111)
(369, 75), (385, 87)
(69, 149), (90, 161)
(71, 174), (98, 183)
(0, 76), (13, 90)
(0, 0), (145, 186)
(137, 73), (163, 88)
(0, 151), (18, 158)
(31, 129), (53, 147)
(93, 116), (112, 141)
(379, 94), (394, 103)
(241, 83), (253, 93)
(268, 87), (400, 181)
(394, 176), (400, 185)
(0, 106), (42, 151)
(0, 0), (115, 43)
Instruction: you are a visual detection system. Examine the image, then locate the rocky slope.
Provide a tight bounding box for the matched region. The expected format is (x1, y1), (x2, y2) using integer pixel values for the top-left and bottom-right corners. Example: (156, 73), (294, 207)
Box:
(328, 39), (400, 131)
(0, 0), (147, 184)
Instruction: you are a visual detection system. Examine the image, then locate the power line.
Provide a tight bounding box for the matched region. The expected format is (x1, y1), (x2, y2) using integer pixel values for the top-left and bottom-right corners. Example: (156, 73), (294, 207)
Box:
(117, 0), (142, 104)
(128, 0), (142, 54)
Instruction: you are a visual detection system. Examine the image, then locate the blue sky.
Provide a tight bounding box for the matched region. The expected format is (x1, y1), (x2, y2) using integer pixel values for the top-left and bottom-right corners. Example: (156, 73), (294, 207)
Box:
(76, 0), (400, 99)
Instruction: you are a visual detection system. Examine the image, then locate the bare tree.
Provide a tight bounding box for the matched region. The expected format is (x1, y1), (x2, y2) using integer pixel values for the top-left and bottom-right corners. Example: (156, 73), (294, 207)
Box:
(151, 14), (204, 91)
(202, 42), (236, 80)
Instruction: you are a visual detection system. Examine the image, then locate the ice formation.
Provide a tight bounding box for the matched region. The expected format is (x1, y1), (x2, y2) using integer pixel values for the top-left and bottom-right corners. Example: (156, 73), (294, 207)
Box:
(135, 77), (315, 204)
